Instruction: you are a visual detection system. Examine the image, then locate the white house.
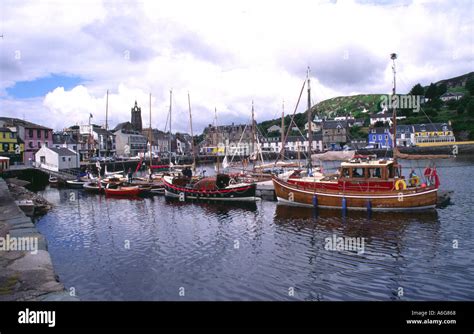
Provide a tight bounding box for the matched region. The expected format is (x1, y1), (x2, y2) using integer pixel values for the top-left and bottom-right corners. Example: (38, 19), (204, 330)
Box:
(35, 146), (79, 171)
(440, 92), (464, 102)
(369, 112), (406, 126)
(267, 125), (281, 133)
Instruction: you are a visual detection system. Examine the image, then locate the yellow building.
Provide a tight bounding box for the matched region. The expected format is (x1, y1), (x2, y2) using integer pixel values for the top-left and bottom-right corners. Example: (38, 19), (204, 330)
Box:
(413, 123), (455, 145)
(0, 127), (24, 163)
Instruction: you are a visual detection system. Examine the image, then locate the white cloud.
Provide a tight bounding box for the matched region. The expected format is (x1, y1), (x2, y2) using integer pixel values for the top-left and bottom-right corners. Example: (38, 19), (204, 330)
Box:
(0, 0), (472, 133)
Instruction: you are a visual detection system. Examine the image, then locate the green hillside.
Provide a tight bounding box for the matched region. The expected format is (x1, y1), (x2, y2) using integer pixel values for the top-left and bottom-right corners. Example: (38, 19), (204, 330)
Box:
(257, 71), (474, 140)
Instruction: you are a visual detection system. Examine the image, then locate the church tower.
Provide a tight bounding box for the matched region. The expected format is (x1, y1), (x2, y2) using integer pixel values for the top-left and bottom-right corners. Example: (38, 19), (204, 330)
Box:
(131, 100), (142, 131)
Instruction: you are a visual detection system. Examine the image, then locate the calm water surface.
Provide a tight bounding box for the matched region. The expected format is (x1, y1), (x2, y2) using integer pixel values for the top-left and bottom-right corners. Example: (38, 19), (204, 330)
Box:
(35, 157), (474, 300)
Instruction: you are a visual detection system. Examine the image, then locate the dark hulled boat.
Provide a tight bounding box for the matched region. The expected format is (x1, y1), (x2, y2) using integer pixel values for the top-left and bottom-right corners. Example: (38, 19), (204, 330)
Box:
(163, 174), (257, 202)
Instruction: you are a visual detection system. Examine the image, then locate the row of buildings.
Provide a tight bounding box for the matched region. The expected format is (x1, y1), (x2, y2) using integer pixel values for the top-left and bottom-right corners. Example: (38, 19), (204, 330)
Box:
(0, 101), (458, 170)
(0, 101), (194, 169)
(368, 123), (456, 149)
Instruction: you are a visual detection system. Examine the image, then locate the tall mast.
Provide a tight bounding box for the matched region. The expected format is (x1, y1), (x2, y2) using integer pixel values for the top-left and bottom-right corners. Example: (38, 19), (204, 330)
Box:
(105, 90), (109, 156)
(169, 90), (172, 167)
(281, 100), (285, 161)
(149, 93), (152, 167)
(306, 67), (313, 171)
(391, 53), (398, 151)
(214, 107), (219, 173)
(251, 100), (256, 164)
(188, 92), (196, 172)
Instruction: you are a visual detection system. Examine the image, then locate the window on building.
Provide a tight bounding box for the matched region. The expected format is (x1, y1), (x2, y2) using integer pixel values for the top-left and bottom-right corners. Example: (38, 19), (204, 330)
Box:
(29, 129), (33, 138)
(2, 143), (8, 152)
(62, 157), (66, 162)
(45, 142), (48, 147)
(28, 142), (33, 148)
(38, 142), (41, 148)
(45, 130), (49, 139)
(37, 129), (41, 138)
(68, 157), (71, 161)
(10, 132), (15, 139)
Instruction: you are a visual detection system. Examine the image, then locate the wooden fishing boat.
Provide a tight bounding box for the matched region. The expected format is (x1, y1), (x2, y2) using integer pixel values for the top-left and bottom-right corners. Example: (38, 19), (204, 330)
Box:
(83, 181), (103, 194)
(163, 174), (257, 202)
(273, 158), (439, 211)
(66, 179), (86, 188)
(104, 184), (141, 197)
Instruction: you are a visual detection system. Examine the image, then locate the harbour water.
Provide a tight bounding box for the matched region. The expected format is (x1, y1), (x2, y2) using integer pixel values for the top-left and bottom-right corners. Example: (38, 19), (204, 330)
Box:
(34, 157), (474, 301)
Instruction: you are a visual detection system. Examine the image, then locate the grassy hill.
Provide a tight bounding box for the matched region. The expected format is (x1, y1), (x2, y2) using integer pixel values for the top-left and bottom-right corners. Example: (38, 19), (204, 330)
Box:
(257, 71), (474, 140)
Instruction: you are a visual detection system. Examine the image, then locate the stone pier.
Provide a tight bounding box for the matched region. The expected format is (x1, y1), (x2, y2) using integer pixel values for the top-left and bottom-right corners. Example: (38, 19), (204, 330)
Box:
(0, 178), (78, 301)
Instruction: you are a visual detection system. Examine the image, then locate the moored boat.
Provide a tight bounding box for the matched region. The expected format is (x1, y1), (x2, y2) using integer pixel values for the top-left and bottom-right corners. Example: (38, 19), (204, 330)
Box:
(49, 175), (59, 187)
(66, 179), (86, 188)
(273, 157), (439, 211)
(104, 184), (141, 197)
(83, 181), (104, 194)
(163, 174), (257, 202)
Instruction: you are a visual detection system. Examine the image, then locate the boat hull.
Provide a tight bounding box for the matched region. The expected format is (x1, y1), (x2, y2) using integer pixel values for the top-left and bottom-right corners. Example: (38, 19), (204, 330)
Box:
(105, 186), (141, 197)
(163, 177), (257, 202)
(272, 176), (438, 211)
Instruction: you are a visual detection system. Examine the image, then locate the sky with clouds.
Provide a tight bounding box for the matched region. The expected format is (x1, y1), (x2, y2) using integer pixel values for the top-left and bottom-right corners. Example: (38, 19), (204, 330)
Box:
(0, 0), (472, 133)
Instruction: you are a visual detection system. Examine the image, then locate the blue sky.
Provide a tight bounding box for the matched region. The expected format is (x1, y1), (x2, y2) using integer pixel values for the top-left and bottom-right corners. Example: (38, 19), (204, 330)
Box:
(6, 74), (83, 99)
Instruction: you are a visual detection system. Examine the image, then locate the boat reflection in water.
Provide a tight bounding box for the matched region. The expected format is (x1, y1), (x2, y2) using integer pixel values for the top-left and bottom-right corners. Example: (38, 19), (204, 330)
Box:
(165, 196), (258, 214)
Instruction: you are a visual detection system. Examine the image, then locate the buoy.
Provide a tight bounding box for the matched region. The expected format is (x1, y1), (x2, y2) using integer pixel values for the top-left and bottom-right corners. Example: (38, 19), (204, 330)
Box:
(421, 183), (427, 188)
(312, 194), (318, 208)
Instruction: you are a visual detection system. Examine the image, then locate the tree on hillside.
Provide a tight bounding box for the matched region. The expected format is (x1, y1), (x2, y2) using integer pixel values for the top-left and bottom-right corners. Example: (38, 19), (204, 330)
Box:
(468, 99), (474, 116)
(425, 83), (438, 100)
(437, 83), (447, 96)
(466, 76), (474, 95)
(409, 83), (424, 96)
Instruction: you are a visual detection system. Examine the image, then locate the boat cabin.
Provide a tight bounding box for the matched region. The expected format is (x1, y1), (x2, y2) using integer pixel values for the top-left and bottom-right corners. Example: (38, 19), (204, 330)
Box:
(338, 159), (402, 182)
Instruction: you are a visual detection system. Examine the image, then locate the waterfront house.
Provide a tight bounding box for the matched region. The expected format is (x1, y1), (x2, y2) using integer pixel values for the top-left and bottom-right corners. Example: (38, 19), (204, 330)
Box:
(413, 123), (455, 145)
(322, 120), (348, 150)
(53, 132), (78, 152)
(396, 125), (415, 147)
(0, 127), (24, 164)
(286, 134), (323, 153)
(368, 127), (392, 149)
(0, 117), (53, 164)
(113, 123), (148, 157)
(35, 146), (79, 171)
(261, 137), (282, 153)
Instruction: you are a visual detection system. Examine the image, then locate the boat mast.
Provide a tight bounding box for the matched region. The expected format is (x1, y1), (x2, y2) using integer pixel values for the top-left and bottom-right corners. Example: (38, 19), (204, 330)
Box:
(391, 53), (397, 152)
(251, 100), (256, 162)
(149, 93), (152, 167)
(169, 90), (172, 167)
(281, 101), (285, 161)
(306, 67), (313, 173)
(214, 107), (220, 173)
(188, 92), (196, 172)
(105, 89), (109, 157)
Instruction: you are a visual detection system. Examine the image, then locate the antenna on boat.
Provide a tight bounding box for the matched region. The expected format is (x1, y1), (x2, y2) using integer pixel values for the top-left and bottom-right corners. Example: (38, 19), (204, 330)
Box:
(169, 89), (173, 168)
(188, 92), (196, 173)
(306, 66), (313, 174)
(391, 53), (398, 153)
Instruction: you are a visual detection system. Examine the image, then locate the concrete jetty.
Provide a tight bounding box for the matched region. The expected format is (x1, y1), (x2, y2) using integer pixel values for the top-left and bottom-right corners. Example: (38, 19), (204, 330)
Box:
(0, 178), (78, 301)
